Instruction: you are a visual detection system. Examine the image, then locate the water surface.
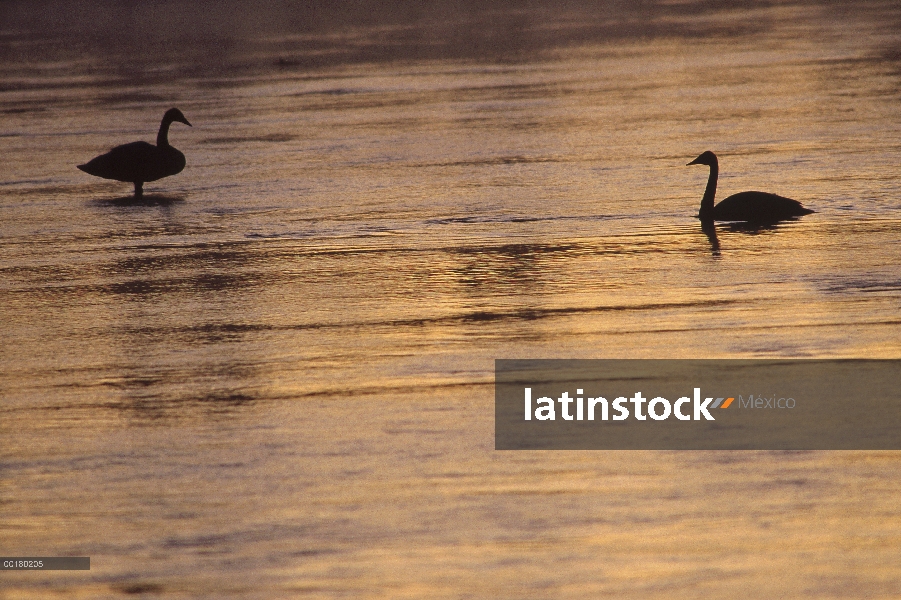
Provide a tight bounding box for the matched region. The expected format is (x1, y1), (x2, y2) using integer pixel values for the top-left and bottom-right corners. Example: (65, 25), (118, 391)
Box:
(2, 1), (901, 598)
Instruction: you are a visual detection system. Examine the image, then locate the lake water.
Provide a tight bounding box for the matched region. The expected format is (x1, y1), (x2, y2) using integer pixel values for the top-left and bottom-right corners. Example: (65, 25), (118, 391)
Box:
(2, 0), (901, 597)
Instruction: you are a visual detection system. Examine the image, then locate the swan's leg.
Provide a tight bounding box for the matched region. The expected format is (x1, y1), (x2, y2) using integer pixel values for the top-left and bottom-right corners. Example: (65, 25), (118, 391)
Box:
(134, 182), (143, 197)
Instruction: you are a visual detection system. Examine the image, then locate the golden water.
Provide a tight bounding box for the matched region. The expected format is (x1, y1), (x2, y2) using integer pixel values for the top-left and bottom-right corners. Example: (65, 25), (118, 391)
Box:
(2, 1), (901, 597)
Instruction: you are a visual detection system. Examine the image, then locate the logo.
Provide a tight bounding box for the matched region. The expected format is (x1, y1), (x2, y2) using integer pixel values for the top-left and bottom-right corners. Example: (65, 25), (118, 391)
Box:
(496, 359), (897, 450)
(523, 388), (738, 421)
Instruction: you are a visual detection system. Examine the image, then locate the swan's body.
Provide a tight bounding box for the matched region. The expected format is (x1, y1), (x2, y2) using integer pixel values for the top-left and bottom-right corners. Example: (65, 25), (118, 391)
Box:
(78, 108), (191, 197)
(687, 151), (812, 222)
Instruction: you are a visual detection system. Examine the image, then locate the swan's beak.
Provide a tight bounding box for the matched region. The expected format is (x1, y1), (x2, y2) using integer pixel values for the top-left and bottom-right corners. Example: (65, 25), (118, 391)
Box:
(182, 117), (193, 127)
(687, 156), (701, 166)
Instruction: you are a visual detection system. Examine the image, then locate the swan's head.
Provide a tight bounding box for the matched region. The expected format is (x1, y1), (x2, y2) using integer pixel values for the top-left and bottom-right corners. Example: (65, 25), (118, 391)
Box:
(164, 108), (192, 127)
(687, 150), (717, 167)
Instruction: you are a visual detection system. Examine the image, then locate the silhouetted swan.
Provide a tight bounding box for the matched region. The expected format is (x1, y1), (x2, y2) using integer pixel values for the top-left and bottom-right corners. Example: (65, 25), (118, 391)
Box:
(687, 151), (812, 222)
(78, 108), (192, 197)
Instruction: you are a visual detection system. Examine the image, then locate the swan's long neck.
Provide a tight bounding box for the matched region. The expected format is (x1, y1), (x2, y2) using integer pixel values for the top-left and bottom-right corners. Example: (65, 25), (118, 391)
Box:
(699, 160), (718, 219)
(157, 117), (173, 147)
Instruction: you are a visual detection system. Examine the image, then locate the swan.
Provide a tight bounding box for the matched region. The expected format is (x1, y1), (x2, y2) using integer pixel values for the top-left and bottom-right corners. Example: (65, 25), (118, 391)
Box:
(78, 108), (192, 197)
(687, 151), (812, 222)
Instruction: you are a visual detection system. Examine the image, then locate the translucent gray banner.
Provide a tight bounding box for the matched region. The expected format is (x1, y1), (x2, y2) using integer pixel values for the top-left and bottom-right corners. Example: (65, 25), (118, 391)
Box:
(1, 557), (90, 570)
(495, 360), (901, 450)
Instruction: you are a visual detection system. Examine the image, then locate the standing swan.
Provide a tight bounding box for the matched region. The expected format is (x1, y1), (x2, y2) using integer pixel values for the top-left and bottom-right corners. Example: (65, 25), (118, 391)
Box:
(78, 108), (192, 197)
(687, 151), (812, 222)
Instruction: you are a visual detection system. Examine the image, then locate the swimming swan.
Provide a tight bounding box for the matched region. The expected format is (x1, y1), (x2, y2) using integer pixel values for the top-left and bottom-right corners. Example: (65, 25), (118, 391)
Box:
(687, 151), (812, 222)
(78, 108), (192, 197)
